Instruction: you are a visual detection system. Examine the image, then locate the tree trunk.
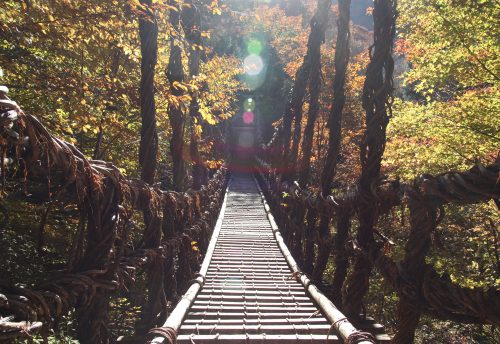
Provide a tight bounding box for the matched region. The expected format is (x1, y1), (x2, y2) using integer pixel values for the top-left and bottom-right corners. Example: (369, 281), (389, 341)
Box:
(182, 0), (204, 190)
(330, 207), (352, 307)
(297, 0), (331, 187)
(287, 0), (332, 182)
(281, 64), (309, 174)
(167, 0), (187, 191)
(313, 0), (351, 284)
(138, 0), (159, 185)
(343, 0), (396, 319)
(94, 49), (121, 161)
(319, 0), (351, 197)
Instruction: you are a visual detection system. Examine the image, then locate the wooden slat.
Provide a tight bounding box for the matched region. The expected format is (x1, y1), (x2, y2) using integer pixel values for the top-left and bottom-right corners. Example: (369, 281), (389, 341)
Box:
(179, 324), (332, 334)
(190, 305), (318, 312)
(198, 289), (307, 297)
(176, 334), (340, 343)
(182, 318), (330, 325)
(187, 311), (325, 319)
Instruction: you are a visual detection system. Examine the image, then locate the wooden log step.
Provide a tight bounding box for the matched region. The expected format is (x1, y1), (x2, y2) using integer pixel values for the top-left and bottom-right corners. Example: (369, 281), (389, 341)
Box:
(214, 242), (278, 246)
(182, 318), (330, 325)
(208, 264), (290, 270)
(215, 246), (278, 249)
(193, 300), (315, 308)
(204, 277), (297, 283)
(205, 270), (293, 276)
(222, 220), (270, 223)
(218, 229), (273, 232)
(176, 334), (340, 343)
(178, 324), (332, 335)
(206, 272), (293, 278)
(186, 311), (326, 319)
(189, 305), (318, 312)
(203, 280), (302, 285)
(203, 277), (301, 284)
(222, 221), (268, 223)
(208, 266), (291, 271)
(208, 267), (290, 274)
(197, 297), (310, 305)
(216, 236), (275, 239)
(202, 283), (304, 289)
(213, 249), (283, 254)
(219, 228), (273, 231)
(204, 276), (296, 282)
(219, 230), (273, 233)
(205, 272), (296, 279)
(216, 241), (275, 244)
(208, 262), (289, 268)
(210, 261), (288, 266)
(212, 250), (283, 259)
(215, 239), (275, 243)
(197, 289), (310, 302)
(210, 259), (288, 264)
(211, 255), (284, 260)
(212, 249), (283, 253)
(202, 284), (304, 291)
(215, 241), (277, 245)
(217, 235), (275, 238)
(207, 268), (292, 273)
(223, 220), (270, 222)
(198, 291), (308, 298)
(212, 253), (285, 257)
(224, 211), (266, 213)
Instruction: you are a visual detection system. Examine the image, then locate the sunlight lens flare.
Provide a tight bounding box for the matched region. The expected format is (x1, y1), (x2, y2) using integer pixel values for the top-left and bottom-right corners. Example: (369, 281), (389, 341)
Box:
(243, 111), (254, 125)
(243, 54), (264, 76)
(247, 39), (263, 55)
(243, 98), (256, 112)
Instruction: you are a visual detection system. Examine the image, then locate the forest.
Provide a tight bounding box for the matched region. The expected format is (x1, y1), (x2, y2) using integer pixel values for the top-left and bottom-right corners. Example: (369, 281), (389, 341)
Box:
(0, 0), (498, 343)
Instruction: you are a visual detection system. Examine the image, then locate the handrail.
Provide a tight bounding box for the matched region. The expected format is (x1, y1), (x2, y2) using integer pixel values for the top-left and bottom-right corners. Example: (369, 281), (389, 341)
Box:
(253, 174), (375, 344)
(148, 178), (231, 343)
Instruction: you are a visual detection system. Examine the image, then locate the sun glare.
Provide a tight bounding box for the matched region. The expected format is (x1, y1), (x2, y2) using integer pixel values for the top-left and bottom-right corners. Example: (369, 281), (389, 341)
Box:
(243, 54), (264, 76)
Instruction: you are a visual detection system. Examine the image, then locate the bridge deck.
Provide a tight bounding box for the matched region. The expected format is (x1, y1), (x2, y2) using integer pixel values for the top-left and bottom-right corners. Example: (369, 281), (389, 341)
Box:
(163, 174), (389, 343)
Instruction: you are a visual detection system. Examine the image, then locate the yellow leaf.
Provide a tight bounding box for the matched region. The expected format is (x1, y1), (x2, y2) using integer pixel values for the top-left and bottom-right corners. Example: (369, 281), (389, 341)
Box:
(195, 124), (202, 136)
(172, 81), (188, 92)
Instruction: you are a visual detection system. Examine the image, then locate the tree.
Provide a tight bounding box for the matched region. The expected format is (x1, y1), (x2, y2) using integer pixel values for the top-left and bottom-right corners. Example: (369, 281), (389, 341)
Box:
(138, 0), (159, 185)
(166, 0), (187, 191)
(312, 0), (352, 284)
(342, 0), (397, 319)
(385, 0), (499, 179)
(182, 0), (205, 189)
(276, 0), (333, 179)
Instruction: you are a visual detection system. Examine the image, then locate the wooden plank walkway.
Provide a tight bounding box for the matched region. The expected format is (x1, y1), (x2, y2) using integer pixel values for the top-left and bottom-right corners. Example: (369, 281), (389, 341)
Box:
(151, 173), (390, 343)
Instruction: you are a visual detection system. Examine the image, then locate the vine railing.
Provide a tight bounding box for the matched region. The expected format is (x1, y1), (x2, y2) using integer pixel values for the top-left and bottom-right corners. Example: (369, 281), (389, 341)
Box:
(0, 91), (229, 343)
(254, 155), (499, 342)
(253, 0), (499, 342)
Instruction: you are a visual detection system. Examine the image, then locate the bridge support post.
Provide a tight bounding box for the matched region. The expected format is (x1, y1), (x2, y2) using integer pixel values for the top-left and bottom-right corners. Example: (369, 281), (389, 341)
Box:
(76, 291), (110, 344)
(392, 190), (437, 343)
(330, 208), (352, 307)
(302, 207), (318, 275)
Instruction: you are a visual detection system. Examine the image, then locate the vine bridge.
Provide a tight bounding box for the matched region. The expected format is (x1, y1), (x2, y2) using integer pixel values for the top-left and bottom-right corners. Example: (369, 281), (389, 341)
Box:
(0, 0), (499, 343)
(148, 173), (389, 343)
